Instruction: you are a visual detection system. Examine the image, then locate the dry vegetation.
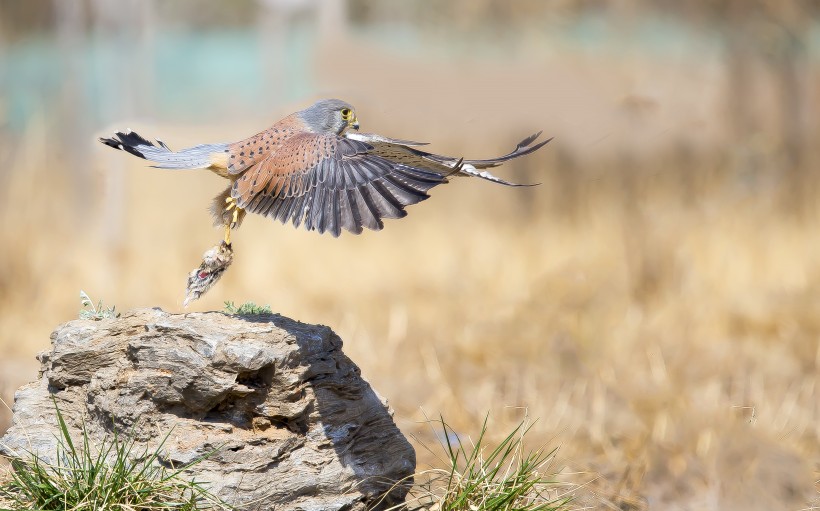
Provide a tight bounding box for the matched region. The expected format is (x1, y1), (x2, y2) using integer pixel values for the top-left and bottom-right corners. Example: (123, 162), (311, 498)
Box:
(0, 1), (819, 509)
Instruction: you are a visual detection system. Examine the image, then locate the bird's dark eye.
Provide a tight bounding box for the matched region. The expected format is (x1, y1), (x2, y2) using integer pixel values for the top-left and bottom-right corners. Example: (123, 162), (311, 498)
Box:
(341, 108), (352, 120)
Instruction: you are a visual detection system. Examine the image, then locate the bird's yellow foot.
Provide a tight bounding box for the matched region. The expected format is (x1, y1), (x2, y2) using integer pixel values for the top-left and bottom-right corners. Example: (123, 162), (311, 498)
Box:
(223, 196), (242, 245)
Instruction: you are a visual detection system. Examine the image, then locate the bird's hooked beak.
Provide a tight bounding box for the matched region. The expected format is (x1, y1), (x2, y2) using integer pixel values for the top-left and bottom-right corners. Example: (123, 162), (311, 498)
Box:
(350, 116), (360, 131)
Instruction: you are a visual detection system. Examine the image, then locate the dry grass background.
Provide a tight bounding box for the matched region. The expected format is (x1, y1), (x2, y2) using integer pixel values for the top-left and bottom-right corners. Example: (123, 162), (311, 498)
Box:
(1, 2), (819, 510)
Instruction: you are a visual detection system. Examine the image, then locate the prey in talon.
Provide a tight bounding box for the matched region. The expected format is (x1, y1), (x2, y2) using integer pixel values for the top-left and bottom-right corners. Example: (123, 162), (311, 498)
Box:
(184, 242), (234, 307)
(101, 99), (551, 302)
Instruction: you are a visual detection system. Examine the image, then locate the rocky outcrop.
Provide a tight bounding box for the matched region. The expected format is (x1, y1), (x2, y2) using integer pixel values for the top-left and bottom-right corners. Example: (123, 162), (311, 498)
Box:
(0, 308), (415, 510)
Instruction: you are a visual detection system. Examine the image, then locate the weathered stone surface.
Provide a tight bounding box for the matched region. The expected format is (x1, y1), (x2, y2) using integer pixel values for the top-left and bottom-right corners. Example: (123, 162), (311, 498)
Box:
(0, 308), (415, 510)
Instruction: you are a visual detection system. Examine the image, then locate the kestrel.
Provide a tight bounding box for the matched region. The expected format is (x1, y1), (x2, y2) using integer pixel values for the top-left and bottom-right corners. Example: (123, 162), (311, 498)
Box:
(100, 99), (550, 245)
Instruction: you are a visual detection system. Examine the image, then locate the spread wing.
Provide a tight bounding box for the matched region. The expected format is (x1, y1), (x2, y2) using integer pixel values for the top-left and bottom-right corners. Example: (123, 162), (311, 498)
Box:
(230, 133), (448, 237)
(345, 131), (551, 186)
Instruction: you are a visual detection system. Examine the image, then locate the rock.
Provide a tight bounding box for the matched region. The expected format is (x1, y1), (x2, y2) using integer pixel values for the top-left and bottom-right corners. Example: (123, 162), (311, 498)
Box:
(0, 308), (415, 510)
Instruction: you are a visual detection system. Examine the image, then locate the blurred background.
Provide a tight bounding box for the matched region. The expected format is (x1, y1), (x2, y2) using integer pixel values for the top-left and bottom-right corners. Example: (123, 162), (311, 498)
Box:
(1, 0), (819, 509)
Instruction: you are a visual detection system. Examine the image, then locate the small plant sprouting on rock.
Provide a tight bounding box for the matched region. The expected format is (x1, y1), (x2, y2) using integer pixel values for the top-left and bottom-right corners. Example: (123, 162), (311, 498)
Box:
(0, 399), (229, 511)
(223, 301), (272, 316)
(79, 290), (120, 320)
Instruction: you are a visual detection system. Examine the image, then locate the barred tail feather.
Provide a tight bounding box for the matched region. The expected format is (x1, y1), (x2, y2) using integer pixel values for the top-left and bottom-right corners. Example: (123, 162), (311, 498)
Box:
(99, 130), (227, 170)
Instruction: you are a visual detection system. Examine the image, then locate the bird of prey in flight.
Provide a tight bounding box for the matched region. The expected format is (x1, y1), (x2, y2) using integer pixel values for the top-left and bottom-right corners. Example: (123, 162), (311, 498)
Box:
(100, 99), (550, 303)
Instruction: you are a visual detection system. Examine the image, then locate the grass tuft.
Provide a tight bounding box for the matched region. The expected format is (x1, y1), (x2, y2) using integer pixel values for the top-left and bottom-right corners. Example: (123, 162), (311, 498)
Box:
(386, 414), (572, 511)
(223, 301), (272, 316)
(0, 399), (229, 510)
(79, 290), (120, 321)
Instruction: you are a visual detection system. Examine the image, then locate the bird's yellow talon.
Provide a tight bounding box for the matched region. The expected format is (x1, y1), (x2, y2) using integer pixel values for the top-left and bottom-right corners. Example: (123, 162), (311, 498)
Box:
(223, 197), (240, 245)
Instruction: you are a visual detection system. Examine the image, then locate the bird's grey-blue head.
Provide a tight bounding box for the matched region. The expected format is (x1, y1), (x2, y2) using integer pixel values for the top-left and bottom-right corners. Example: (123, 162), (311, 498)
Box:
(299, 99), (359, 134)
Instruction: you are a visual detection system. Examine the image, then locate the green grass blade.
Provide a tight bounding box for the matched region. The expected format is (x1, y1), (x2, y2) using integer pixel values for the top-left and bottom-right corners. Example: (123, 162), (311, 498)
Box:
(414, 414), (571, 511)
(0, 401), (231, 510)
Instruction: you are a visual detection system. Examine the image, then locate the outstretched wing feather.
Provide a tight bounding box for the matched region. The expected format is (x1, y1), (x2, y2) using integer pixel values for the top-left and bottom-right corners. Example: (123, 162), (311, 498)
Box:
(232, 133), (446, 237)
(346, 131), (550, 185)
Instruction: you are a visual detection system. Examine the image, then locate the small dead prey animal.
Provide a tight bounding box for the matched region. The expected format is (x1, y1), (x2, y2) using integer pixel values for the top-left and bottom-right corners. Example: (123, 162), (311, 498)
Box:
(184, 242), (234, 307)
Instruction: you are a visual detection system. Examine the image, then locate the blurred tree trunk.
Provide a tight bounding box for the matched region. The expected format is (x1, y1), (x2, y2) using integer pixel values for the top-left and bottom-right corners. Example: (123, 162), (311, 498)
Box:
(91, 0), (156, 250)
(766, 4), (811, 212)
(257, 0), (288, 110)
(318, 0), (348, 42)
(720, 0), (813, 213)
(54, 0), (90, 214)
(722, 0), (758, 156)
